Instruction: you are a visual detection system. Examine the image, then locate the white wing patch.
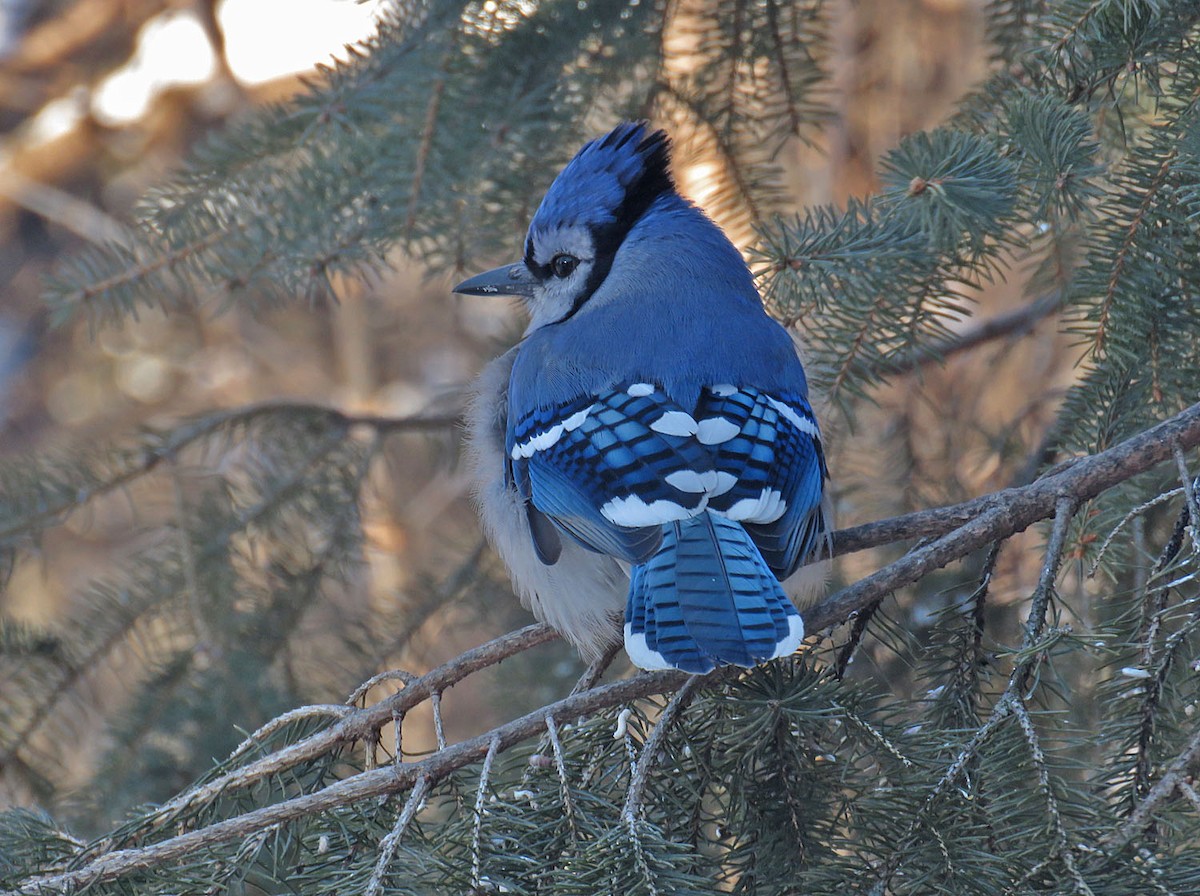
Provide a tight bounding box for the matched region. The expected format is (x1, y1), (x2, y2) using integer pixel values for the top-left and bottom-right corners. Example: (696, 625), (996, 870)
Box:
(710, 471), (738, 497)
(513, 387), (816, 529)
(601, 494), (701, 527)
(666, 470), (720, 494)
(511, 404), (594, 460)
(696, 416), (740, 445)
(722, 488), (786, 524)
(650, 411), (699, 437)
(766, 395), (819, 438)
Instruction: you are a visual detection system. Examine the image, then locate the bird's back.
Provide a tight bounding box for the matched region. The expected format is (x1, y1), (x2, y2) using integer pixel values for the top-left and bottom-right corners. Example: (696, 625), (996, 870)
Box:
(508, 194), (808, 416)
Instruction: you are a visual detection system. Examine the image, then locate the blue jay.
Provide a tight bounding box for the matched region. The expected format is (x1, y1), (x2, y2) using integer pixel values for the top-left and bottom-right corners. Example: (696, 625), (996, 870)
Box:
(457, 122), (829, 674)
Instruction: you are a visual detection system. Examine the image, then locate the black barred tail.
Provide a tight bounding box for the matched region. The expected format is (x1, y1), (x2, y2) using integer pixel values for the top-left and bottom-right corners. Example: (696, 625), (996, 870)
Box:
(624, 512), (805, 674)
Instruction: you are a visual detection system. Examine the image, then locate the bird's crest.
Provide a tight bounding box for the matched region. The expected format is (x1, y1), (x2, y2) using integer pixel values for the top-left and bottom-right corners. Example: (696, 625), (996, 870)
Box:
(528, 122), (676, 239)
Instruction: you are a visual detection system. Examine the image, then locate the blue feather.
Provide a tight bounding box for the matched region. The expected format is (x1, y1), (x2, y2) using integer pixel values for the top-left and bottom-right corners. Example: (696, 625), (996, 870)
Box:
(507, 380), (826, 671)
(509, 386), (715, 563)
(625, 513), (804, 674)
(697, 387), (828, 577)
(461, 121), (831, 673)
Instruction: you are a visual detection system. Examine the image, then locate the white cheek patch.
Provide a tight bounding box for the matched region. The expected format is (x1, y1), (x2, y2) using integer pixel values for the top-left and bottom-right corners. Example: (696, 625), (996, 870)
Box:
(530, 225), (596, 268)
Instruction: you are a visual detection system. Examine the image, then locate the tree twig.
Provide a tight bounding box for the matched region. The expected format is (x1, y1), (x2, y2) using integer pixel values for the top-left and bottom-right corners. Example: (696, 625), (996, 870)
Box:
(1097, 723), (1200, 856)
(1171, 442), (1200, 557)
(623, 675), (705, 822)
(470, 735), (502, 890)
(544, 716), (579, 846)
(1014, 496), (1076, 691)
(1014, 700), (1093, 894)
(7, 669), (685, 895)
(868, 290), (1064, 379)
(365, 775), (429, 896)
(812, 401), (1200, 631)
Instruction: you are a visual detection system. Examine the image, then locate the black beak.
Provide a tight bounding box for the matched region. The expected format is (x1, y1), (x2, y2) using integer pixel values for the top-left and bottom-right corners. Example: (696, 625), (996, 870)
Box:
(452, 263), (536, 298)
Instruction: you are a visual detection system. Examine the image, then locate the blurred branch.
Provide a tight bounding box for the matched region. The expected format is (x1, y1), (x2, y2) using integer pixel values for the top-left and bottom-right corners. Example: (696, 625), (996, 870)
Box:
(868, 289), (1064, 379)
(0, 401), (457, 543)
(0, 171), (131, 246)
(2, 0), (163, 74)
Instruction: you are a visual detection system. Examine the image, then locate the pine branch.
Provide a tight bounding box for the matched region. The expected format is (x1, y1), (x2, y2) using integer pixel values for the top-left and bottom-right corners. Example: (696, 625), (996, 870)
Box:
(868, 498), (1079, 895)
(868, 288), (1064, 379)
(4, 402), (1198, 891)
(812, 400), (1200, 630)
(623, 675), (705, 821)
(6, 667), (687, 895)
(1097, 723), (1200, 856)
(1094, 148), (1177, 358)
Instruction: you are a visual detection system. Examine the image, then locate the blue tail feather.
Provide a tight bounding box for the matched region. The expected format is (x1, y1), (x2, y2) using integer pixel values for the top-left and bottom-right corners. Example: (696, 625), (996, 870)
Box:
(624, 513), (804, 673)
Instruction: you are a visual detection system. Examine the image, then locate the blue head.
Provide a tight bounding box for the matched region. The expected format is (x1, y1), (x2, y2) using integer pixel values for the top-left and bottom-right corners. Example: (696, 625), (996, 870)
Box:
(454, 122), (729, 330)
(525, 122), (673, 260)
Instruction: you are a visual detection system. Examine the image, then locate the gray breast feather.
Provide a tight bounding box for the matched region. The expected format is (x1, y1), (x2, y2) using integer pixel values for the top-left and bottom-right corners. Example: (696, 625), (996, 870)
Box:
(465, 348), (628, 661)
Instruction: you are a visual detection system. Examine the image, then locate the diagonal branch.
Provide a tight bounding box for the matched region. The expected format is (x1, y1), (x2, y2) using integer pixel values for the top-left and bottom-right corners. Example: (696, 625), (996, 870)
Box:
(867, 289), (1064, 379)
(813, 400), (1200, 631)
(8, 669), (686, 895)
(8, 403), (1200, 894)
(146, 623), (561, 826)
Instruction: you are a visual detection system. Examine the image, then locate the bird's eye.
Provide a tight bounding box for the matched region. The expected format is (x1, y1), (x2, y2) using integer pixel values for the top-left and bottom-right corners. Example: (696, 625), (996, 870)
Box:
(551, 254), (579, 278)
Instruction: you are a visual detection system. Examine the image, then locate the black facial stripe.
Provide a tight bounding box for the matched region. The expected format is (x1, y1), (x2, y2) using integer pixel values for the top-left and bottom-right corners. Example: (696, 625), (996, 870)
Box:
(574, 221), (622, 309)
(611, 130), (674, 235)
(544, 127), (677, 325)
(555, 157), (675, 320)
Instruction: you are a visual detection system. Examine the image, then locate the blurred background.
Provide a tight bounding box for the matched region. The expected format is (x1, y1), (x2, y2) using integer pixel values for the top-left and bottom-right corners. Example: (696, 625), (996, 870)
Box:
(0, 0), (1080, 825)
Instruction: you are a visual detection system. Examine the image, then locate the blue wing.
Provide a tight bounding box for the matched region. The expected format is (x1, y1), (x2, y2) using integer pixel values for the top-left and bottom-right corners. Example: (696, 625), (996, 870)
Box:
(507, 382), (827, 575)
(694, 386), (828, 578)
(507, 385), (719, 563)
